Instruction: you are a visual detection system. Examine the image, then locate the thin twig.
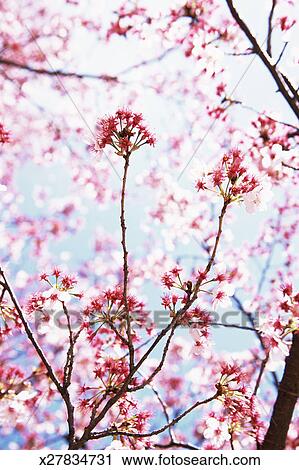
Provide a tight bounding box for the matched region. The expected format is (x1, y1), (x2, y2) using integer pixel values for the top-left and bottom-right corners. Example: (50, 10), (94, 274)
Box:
(0, 58), (118, 82)
(232, 295), (279, 390)
(89, 392), (219, 440)
(253, 352), (270, 395)
(155, 441), (200, 450)
(282, 161), (299, 171)
(275, 42), (288, 67)
(128, 323), (177, 392)
(266, 0), (277, 57)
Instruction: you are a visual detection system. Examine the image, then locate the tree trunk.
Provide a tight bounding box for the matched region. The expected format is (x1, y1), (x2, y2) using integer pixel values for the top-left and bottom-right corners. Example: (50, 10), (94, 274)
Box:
(261, 333), (299, 449)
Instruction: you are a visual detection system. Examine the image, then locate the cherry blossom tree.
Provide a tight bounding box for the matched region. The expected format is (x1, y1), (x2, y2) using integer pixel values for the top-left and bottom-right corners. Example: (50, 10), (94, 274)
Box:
(0, 0), (298, 451)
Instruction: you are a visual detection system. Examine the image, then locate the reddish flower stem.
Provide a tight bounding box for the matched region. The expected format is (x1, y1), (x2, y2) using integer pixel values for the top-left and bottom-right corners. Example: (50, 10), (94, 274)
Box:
(120, 154), (135, 370)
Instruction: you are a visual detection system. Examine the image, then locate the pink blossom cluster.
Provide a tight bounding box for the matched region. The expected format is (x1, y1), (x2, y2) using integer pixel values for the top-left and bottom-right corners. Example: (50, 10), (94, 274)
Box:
(196, 149), (259, 196)
(83, 286), (152, 341)
(247, 116), (298, 181)
(26, 269), (82, 314)
(79, 357), (134, 408)
(210, 363), (264, 446)
(106, 5), (146, 40)
(188, 309), (211, 355)
(258, 282), (299, 370)
(90, 109), (155, 157)
(78, 357), (153, 448)
(161, 262), (235, 313)
(280, 283), (299, 318)
(0, 123), (10, 144)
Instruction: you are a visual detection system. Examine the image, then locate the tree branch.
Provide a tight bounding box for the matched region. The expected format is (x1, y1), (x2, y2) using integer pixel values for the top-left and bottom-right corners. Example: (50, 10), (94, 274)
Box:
(282, 161), (299, 171)
(0, 48), (175, 84)
(155, 441), (200, 450)
(225, 0), (299, 120)
(261, 333), (299, 449)
(128, 323), (177, 392)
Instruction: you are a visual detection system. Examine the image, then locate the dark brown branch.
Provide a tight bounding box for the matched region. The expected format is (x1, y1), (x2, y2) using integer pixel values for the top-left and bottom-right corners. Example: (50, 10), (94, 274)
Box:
(275, 42), (288, 67)
(280, 72), (299, 101)
(118, 47), (175, 76)
(142, 380), (200, 450)
(62, 302), (75, 388)
(106, 319), (130, 346)
(155, 441), (200, 450)
(253, 352), (270, 395)
(62, 303), (82, 389)
(282, 161), (299, 171)
(202, 201), (229, 276)
(261, 333), (299, 449)
(142, 376), (174, 442)
(208, 321), (257, 332)
(225, 0), (299, 120)
(266, 0), (277, 57)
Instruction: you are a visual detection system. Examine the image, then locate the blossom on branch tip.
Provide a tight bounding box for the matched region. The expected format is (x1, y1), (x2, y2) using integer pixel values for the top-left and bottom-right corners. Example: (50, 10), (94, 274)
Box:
(26, 270), (81, 314)
(89, 109), (156, 157)
(194, 149), (273, 213)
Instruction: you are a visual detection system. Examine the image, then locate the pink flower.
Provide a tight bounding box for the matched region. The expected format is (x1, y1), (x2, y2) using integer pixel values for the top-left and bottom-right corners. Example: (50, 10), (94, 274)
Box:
(242, 182), (272, 213)
(258, 319), (291, 371)
(161, 273), (175, 289)
(196, 179), (206, 191)
(203, 416), (231, 447)
(26, 292), (46, 314)
(212, 282), (235, 308)
(267, 342), (289, 371)
(190, 328), (208, 355)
